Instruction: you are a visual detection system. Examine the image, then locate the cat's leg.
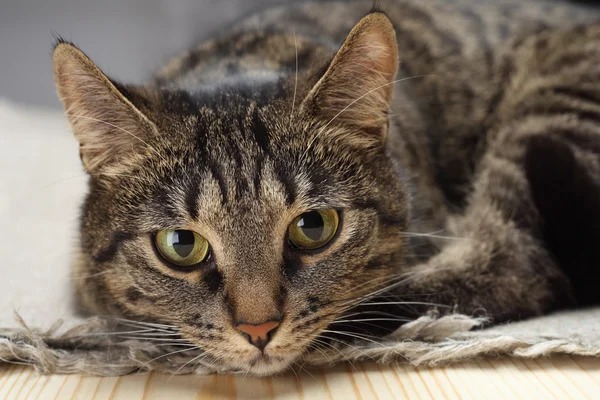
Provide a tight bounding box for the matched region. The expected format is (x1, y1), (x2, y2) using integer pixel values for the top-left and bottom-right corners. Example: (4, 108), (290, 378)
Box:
(399, 146), (570, 322)
(398, 24), (600, 322)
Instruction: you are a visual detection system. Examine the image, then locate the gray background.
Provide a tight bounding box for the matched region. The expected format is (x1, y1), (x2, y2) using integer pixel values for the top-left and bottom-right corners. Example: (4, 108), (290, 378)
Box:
(0, 0), (293, 109)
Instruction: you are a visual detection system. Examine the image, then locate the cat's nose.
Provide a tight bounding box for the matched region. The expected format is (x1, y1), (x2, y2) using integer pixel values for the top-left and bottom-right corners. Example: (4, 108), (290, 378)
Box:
(235, 320), (280, 351)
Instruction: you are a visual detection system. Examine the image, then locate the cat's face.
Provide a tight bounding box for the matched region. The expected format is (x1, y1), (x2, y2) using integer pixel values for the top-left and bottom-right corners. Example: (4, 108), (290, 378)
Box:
(54, 13), (406, 374)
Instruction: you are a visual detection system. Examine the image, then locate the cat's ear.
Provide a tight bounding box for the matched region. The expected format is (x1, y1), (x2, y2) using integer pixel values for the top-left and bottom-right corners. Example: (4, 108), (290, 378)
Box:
(53, 41), (158, 173)
(301, 12), (399, 142)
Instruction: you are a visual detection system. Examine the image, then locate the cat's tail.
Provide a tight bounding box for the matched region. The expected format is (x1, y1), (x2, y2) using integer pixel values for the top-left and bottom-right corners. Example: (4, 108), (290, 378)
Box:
(525, 135), (600, 306)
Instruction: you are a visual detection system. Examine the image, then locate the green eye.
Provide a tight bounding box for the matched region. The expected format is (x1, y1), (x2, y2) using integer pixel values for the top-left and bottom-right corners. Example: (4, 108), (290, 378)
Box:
(288, 209), (339, 250)
(155, 230), (210, 267)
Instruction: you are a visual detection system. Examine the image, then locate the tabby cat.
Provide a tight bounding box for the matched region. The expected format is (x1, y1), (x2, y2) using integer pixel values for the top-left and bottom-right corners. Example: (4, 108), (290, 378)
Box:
(52, 0), (600, 375)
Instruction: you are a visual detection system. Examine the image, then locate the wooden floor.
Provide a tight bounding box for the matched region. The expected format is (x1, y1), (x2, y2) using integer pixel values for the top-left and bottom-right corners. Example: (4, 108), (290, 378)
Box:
(1, 356), (599, 399)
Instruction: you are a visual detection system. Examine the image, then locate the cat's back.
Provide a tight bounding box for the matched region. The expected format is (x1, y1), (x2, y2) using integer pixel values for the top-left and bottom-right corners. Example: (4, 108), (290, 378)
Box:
(155, 0), (600, 88)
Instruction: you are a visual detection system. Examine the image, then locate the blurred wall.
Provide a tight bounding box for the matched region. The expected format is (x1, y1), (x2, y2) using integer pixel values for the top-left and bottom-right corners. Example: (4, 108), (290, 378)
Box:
(0, 0), (292, 108)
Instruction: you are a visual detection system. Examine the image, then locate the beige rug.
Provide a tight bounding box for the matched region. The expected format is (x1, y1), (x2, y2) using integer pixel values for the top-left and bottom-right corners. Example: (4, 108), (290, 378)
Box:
(1, 100), (598, 375)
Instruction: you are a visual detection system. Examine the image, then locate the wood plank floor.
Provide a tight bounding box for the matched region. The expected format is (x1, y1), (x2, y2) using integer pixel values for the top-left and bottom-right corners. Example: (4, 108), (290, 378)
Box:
(1, 356), (599, 399)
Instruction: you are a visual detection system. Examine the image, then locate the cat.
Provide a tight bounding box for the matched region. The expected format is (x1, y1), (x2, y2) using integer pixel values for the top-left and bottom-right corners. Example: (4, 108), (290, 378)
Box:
(52, 0), (600, 375)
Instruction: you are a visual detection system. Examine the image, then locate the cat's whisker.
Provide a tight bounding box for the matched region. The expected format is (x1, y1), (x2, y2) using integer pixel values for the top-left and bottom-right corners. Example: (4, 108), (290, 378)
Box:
(317, 331), (376, 351)
(118, 327), (179, 336)
(63, 113), (171, 164)
(405, 228), (446, 235)
(39, 174), (88, 190)
(68, 270), (113, 281)
(333, 311), (364, 320)
(286, 362), (301, 383)
(305, 342), (330, 360)
(320, 329), (383, 346)
(310, 337), (347, 357)
(94, 172), (145, 180)
(38, 171), (144, 191)
(76, 328), (179, 338)
(343, 273), (403, 294)
(344, 281), (416, 307)
(339, 266), (450, 309)
(399, 230), (468, 241)
(115, 323), (179, 334)
(118, 336), (190, 342)
(114, 318), (179, 330)
(331, 317), (412, 324)
(331, 312), (396, 333)
(291, 355), (317, 380)
(240, 364), (252, 380)
(332, 321), (396, 337)
(309, 337), (337, 352)
(333, 274), (411, 306)
(169, 351), (211, 378)
(341, 310), (412, 319)
(309, 337), (360, 371)
(142, 346), (203, 366)
(337, 266), (465, 318)
(119, 331), (184, 337)
(289, 29), (299, 126)
(336, 272), (421, 307)
(299, 365), (318, 380)
(357, 301), (450, 308)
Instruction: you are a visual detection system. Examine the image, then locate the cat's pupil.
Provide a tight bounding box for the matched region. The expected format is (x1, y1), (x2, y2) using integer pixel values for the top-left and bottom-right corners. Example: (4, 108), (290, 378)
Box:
(298, 211), (325, 241)
(171, 230), (195, 258)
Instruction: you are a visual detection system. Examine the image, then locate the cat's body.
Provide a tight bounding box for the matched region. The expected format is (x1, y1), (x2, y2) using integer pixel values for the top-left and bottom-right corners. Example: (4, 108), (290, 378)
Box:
(158, 0), (600, 318)
(52, 0), (600, 375)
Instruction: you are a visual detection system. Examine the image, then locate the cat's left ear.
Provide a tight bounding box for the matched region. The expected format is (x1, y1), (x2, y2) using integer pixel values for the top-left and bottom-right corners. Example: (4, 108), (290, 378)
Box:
(301, 12), (399, 143)
(53, 40), (159, 174)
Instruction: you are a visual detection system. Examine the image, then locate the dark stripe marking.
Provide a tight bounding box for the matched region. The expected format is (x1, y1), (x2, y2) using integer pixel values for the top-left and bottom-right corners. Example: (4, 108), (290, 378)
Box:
(282, 255), (302, 280)
(185, 177), (201, 220)
(307, 169), (329, 199)
(396, 3), (461, 52)
(253, 153), (265, 197)
(125, 287), (143, 302)
(208, 158), (229, 204)
(94, 231), (133, 263)
(552, 86), (600, 106)
(251, 107), (271, 154)
(274, 163), (297, 205)
(203, 266), (224, 294)
(462, 9), (494, 71)
(516, 106), (600, 126)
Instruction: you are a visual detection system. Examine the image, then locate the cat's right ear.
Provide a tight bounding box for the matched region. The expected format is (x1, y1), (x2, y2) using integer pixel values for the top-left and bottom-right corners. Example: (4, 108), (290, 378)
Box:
(53, 40), (158, 174)
(300, 12), (399, 144)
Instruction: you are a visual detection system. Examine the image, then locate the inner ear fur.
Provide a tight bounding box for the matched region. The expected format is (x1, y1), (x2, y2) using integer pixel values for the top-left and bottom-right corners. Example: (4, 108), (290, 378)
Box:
(53, 41), (158, 173)
(301, 12), (399, 142)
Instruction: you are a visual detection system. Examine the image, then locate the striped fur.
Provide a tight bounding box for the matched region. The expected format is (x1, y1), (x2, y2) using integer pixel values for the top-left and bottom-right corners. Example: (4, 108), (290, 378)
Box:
(53, 0), (600, 375)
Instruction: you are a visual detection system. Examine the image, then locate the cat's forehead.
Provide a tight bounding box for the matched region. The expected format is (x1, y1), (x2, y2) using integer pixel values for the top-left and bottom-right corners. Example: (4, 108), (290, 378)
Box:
(130, 102), (299, 224)
(166, 91), (283, 141)
(129, 87), (382, 230)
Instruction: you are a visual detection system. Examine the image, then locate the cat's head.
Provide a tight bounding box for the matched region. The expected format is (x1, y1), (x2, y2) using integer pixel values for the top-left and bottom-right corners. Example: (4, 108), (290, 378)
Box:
(53, 12), (409, 374)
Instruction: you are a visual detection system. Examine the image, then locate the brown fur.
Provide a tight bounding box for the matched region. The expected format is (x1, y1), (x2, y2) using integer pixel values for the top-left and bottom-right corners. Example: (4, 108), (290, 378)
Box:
(53, 0), (600, 375)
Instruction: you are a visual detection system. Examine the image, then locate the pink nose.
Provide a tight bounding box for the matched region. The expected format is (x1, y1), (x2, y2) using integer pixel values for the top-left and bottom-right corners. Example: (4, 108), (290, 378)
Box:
(235, 321), (280, 350)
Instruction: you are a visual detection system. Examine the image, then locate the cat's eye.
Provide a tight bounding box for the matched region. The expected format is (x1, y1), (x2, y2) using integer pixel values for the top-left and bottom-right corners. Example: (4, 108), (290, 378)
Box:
(288, 209), (339, 250)
(155, 230), (210, 267)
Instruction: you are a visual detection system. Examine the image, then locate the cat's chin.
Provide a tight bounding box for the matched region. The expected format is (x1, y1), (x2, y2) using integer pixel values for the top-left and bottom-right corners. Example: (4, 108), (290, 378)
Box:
(248, 359), (294, 376)
(233, 353), (298, 376)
